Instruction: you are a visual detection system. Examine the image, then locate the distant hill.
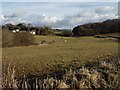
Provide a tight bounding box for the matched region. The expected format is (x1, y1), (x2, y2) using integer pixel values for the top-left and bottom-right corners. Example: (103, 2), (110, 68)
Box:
(72, 19), (120, 36)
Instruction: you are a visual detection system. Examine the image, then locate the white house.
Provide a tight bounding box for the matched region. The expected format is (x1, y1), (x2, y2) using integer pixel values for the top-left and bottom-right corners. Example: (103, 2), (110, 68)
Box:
(16, 29), (19, 32)
(30, 31), (36, 35)
(12, 29), (36, 35)
(12, 30), (16, 33)
(12, 29), (20, 33)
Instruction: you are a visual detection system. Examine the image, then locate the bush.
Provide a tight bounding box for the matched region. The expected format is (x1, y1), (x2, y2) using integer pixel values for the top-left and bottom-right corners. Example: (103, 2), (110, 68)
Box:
(35, 26), (53, 36)
(2, 29), (14, 47)
(61, 30), (72, 37)
(13, 32), (35, 46)
(2, 29), (35, 47)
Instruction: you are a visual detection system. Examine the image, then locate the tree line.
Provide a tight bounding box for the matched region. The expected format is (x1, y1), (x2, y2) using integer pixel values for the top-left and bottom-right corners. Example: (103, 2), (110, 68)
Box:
(2, 19), (120, 37)
(72, 19), (120, 36)
(2, 23), (73, 36)
(2, 23), (54, 36)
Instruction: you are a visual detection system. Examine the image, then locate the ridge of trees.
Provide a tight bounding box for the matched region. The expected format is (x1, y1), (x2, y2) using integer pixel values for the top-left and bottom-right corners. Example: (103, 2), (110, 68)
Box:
(2, 23), (54, 36)
(72, 19), (120, 36)
(2, 19), (120, 37)
(2, 23), (73, 36)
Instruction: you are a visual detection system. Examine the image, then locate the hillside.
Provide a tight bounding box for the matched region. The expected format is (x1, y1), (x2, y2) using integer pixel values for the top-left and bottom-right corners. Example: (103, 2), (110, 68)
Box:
(72, 19), (120, 36)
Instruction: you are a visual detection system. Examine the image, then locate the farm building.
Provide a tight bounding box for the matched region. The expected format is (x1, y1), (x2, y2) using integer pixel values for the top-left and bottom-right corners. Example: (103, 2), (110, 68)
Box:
(12, 29), (20, 33)
(30, 31), (36, 35)
(12, 29), (36, 35)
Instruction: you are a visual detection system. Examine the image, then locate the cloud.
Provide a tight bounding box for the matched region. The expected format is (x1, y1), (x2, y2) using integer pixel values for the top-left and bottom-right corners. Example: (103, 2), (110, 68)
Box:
(4, 11), (27, 18)
(28, 14), (62, 27)
(2, 0), (120, 2)
(0, 15), (5, 20)
(77, 10), (95, 17)
(0, 15), (5, 25)
(1, 14), (31, 25)
(3, 17), (21, 25)
(1, 11), (117, 28)
(53, 7), (117, 28)
(1, 4), (118, 28)
(95, 6), (117, 14)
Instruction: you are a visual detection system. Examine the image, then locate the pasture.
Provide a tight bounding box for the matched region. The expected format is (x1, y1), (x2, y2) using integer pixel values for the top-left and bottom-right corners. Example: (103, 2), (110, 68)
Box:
(2, 35), (119, 78)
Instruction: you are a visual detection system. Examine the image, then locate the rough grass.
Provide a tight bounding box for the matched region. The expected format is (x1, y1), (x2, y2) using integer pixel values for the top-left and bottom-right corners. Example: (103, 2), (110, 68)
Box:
(2, 35), (118, 78)
(2, 55), (120, 89)
(97, 33), (120, 37)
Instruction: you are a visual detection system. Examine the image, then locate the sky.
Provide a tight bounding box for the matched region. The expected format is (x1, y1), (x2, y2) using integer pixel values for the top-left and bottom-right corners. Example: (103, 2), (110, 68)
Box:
(1, 0), (120, 2)
(0, 1), (119, 29)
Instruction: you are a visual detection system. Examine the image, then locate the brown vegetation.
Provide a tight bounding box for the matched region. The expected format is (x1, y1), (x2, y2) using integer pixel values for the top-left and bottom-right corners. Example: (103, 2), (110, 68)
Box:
(2, 29), (35, 47)
(2, 56), (120, 89)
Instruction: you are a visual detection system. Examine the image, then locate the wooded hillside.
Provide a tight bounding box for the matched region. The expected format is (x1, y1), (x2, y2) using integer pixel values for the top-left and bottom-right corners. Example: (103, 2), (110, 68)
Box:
(72, 19), (120, 36)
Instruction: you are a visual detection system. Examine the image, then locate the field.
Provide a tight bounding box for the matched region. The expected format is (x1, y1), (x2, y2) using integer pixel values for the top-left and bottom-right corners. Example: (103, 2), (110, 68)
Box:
(2, 34), (119, 79)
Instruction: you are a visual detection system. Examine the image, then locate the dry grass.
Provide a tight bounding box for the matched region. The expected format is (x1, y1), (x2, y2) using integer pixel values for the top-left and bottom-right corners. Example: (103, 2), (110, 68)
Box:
(2, 36), (118, 78)
(2, 56), (120, 89)
(2, 33), (119, 89)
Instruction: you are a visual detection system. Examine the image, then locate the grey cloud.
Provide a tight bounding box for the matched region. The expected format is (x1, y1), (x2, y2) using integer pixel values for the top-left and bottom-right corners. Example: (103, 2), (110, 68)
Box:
(1, 5), (117, 28)
(3, 17), (21, 25)
(4, 11), (27, 18)
(77, 10), (95, 17)
(95, 6), (117, 14)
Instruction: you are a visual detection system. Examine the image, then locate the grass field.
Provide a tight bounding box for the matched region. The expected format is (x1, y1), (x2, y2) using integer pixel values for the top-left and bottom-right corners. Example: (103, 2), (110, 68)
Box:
(2, 35), (119, 78)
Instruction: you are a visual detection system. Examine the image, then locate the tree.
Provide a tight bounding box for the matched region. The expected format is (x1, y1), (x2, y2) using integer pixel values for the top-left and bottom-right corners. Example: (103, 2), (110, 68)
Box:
(72, 19), (120, 36)
(40, 26), (53, 35)
(4, 23), (15, 30)
(14, 26), (21, 30)
(72, 26), (85, 36)
(61, 30), (72, 37)
(27, 23), (33, 31)
(17, 23), (27, 30)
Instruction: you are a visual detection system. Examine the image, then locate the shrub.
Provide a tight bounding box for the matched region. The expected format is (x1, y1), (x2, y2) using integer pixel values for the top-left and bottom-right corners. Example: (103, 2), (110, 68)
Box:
(2, 30), (35, 47)
(2, 29), (14, 47)
(40, 26), (53, 35)
(61, 30), (72, 37)
(13, 32), (35, 46)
